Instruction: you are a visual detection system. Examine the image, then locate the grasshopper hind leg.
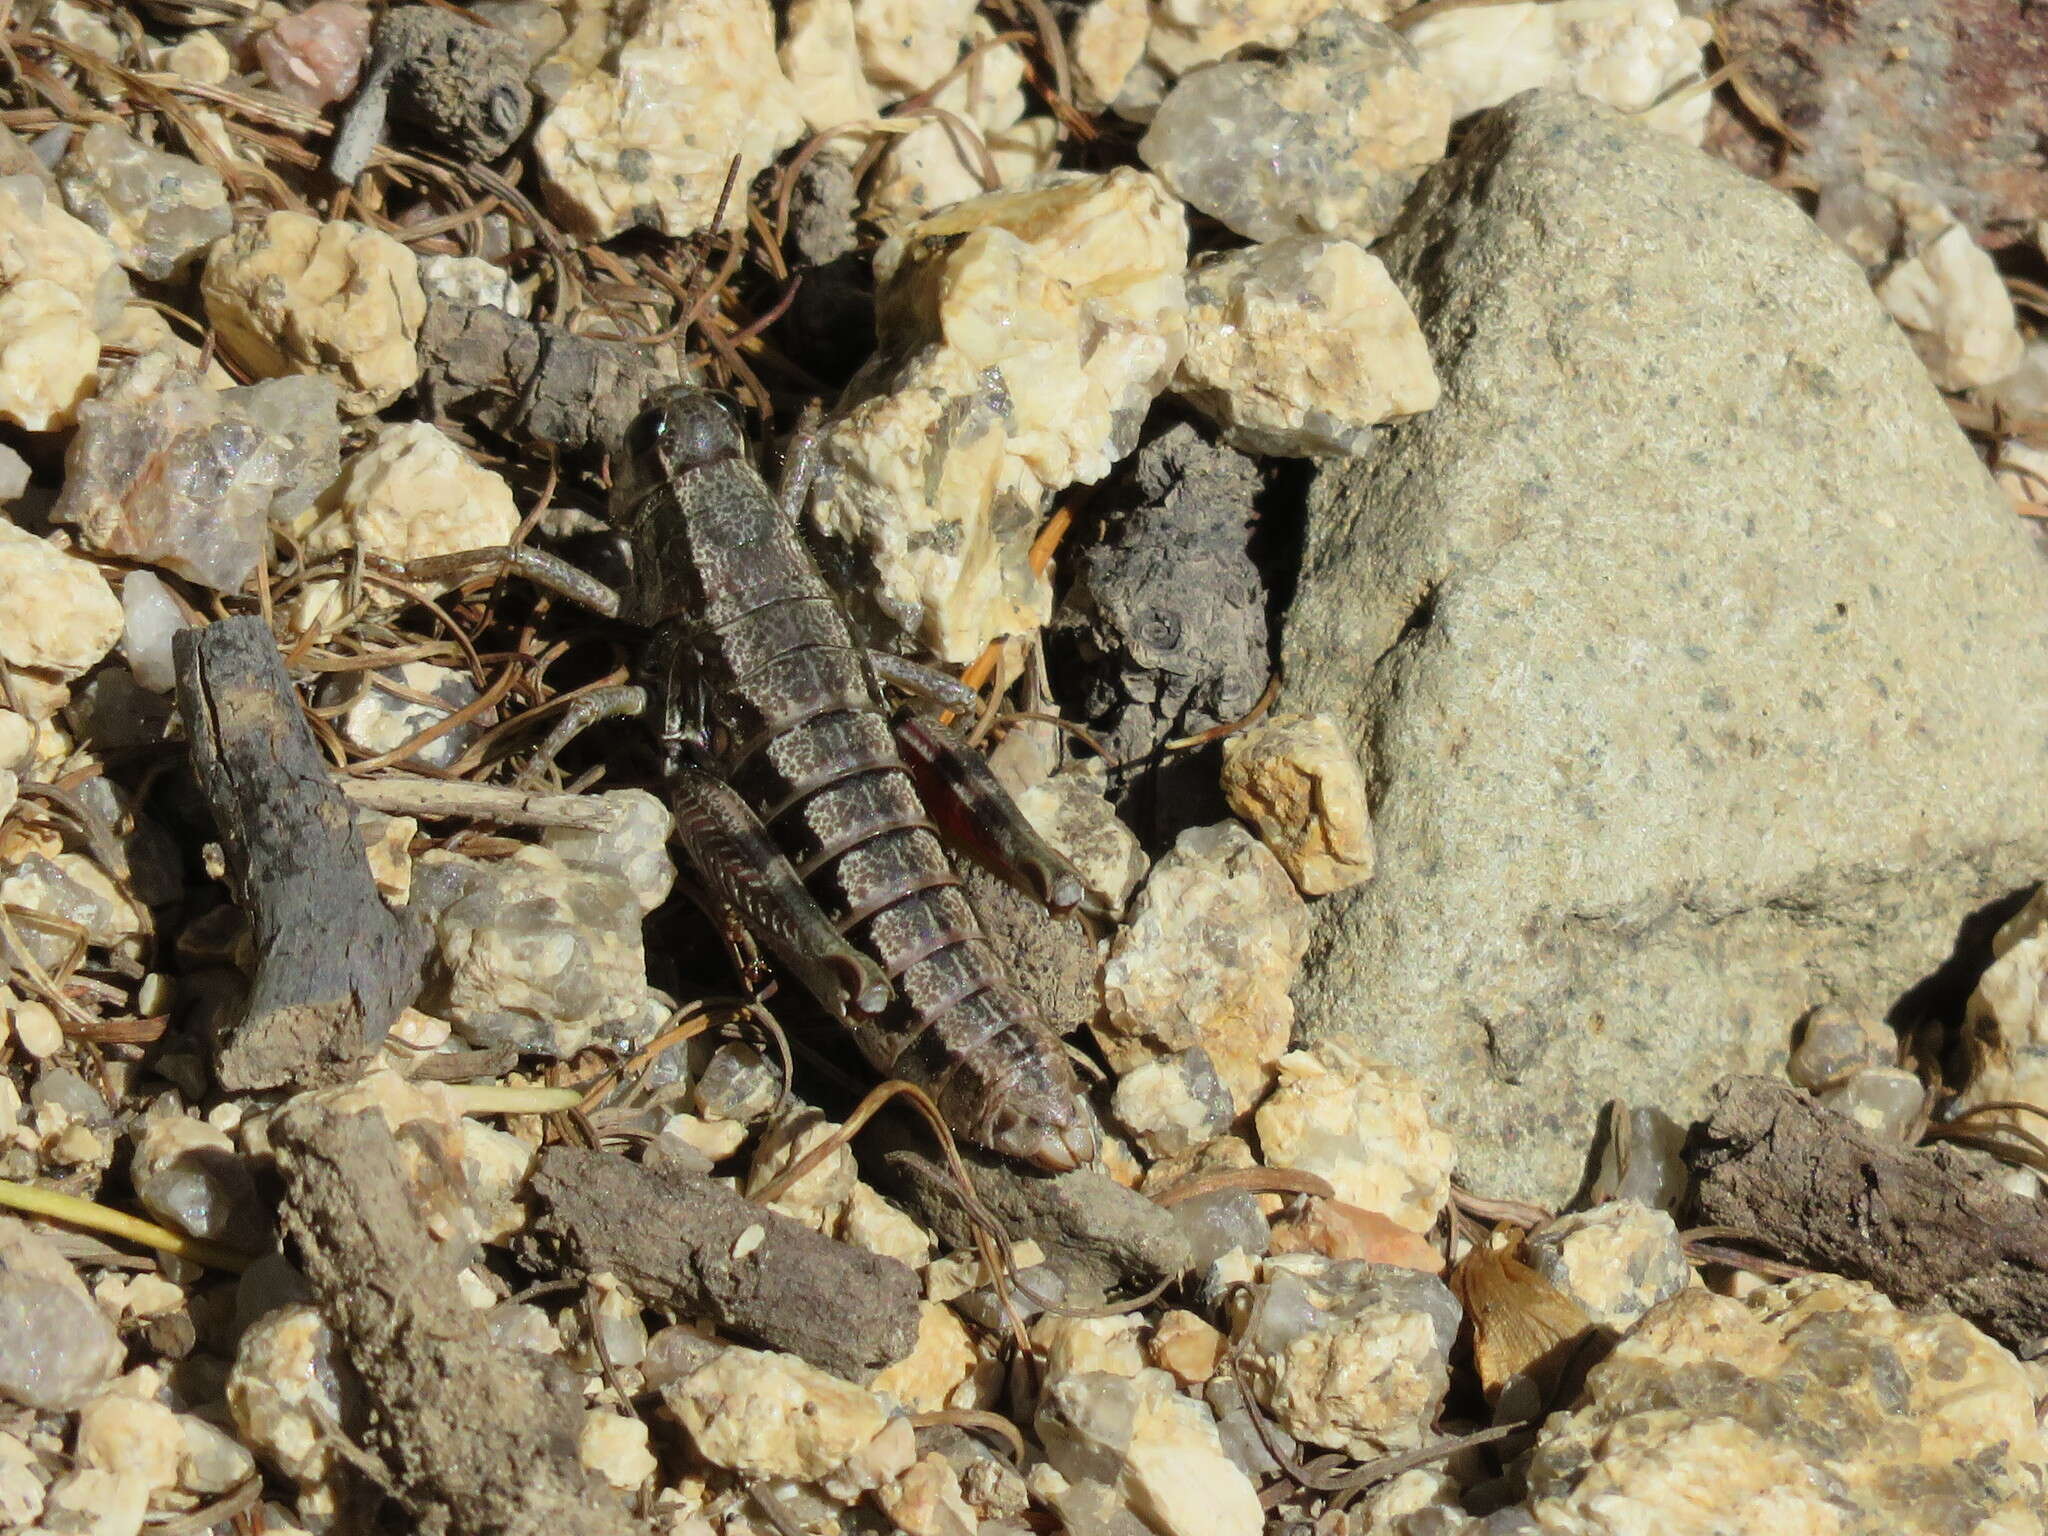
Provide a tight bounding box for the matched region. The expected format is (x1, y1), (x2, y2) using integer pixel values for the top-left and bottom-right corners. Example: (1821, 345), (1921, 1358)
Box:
(666, 761), (892, 1022)
(891, 711), (1091, 918)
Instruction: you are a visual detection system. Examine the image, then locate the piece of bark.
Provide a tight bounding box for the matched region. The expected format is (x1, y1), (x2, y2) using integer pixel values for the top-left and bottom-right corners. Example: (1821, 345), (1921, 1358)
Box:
(877, 1139), (1193, 1301)
(174, 618), (428, 1091)
(523, 1146), (920, 1381)
(271, 1102), (646, 1536)
(415, 297), (690, 453)
(1687, 1076), (2048, 1351)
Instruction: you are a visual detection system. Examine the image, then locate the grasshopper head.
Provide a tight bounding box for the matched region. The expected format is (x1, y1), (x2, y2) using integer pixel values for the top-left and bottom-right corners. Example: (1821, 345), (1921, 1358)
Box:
(615, 387), (749, 505)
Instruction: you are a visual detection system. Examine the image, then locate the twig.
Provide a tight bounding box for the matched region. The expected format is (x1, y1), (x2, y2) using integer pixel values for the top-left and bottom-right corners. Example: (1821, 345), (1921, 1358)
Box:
(338, 775), (624, 831)
(0, 1178), (250, 1271)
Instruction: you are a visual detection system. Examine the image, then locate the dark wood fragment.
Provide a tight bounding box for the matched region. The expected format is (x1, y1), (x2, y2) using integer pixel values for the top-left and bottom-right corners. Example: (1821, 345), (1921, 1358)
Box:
(523, 1146), (921, 1382)
(877, 1140), (1193, 1300)
(270, 1102), (646, 1536)
(1686, 1076), (2048, 1350)
(173, 618), (427, 1091)
(415, 298), (690, 453)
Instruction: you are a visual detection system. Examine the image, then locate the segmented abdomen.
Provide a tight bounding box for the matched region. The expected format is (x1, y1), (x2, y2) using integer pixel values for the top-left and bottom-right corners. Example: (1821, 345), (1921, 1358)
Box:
(682, 519), (1084, 1155)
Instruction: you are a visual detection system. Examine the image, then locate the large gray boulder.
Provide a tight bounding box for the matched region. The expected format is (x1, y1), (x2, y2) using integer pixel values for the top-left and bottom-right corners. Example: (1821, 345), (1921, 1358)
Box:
(1284, 90), (2048, 1204)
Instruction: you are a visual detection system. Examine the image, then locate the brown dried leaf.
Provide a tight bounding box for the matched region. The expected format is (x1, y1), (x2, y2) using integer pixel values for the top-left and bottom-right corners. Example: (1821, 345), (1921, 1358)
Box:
(1448, 1227), (1597, 1404)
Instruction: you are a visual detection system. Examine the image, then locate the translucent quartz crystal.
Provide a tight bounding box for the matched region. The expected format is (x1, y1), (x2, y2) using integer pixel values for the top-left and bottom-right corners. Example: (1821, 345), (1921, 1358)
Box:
(255, 0), (372, 109)
(57, 123), (231, 281)
(52, 361), (343, 592)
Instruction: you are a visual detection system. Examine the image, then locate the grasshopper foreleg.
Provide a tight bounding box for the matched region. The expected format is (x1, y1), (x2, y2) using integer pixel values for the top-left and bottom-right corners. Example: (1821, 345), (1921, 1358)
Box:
(399, 545), (624, 619)
(864, 651), (981, 714)
(775, 402), (829, 526)
(667, 761), (893, 1022)
(890, 711), (1090, 918)
(515, 684), (650, 787)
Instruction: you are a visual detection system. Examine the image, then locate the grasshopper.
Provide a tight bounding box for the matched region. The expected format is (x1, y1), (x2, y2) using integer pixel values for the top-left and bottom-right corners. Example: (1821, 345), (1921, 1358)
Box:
(409, 387), (1100, 1169)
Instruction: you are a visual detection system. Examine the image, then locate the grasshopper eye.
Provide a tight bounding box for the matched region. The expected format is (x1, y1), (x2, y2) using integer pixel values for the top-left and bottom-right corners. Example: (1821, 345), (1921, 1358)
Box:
(705, 391), (747, 437)
(623, 408), (669, 464)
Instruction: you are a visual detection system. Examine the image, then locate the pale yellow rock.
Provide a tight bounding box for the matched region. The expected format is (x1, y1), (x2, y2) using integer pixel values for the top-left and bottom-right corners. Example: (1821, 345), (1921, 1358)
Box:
(658, 1111), (750, 1162)
(42, 0), (122, 59)
(1253, 1042), (1452, 1231)
(927, 19), (1029, 130)
(41, 1469), (147, 1536)
(925, 1239), (1043, 1301)
(0, 1431), (40, 1527)
(157, 30), (234, 85)
(868, 119), (997, 226)
(0, 523), (123, 679)
(1147, 1308), (1224, 1385)
(0, 173), (129, 331)
(0, 279), (99, 430)
(1112, 1052), (1232, 1158)
(227, 1305), (348, 1491)
(94, 303), (235, 388)
(1996, 439), (2048, 517)
(1406, 0), (1714, 143)
(1234, 1256), (1456, 1458)
(1256, 1298), (1445, 1456)
(580, 1408), (657, 1491)
(307, 421), (520, 588)
(457, 1117), (536, 1243)
(1877, 222), (2026, 392)
(1960, 882), (2048, 1133)
(93, 1272), (185, 1322)
(664, 1347), (911, 1496)
(1097, 821), (1309, 1112)
(357, 811), (416, 906)
(534, 0), (807, 240)
(780, 0), (884, 137)
(1144, 0), (1350, 80)
(385, 1006), (452, 1053)
(852, 0), (979, 93)
(5, 672), (71, 728)
(1178, 239), (1437, 459)
(1523, 1200), (1690, 1331)
(76, 1378), (184, 1499)
(1037, 1369), (1264, 1536)
(1220, 710), (1376, 892)
(200, 212), (425, 415)
(1013, 769), (1148, 919)
(1032, 1314), (1147, 1385)
(0, 849), (142, 959)
(1071, 0), (1150, 110)
(837, 1412), (919, 1503)
(838, 1181), (933, 1269)
(868, 114), (1061, 228)
(1518, 1276), (2048, 1534)
(875, 1453), (978, 1536)
(872, 1301), (979, 1411)
(812, 169), (1188, 661)
(748, 1110), (859, 1232)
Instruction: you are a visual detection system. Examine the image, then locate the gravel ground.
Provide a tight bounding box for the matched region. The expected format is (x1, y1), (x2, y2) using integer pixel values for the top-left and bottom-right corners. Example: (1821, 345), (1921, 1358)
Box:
(0, 2), (2044, 1534)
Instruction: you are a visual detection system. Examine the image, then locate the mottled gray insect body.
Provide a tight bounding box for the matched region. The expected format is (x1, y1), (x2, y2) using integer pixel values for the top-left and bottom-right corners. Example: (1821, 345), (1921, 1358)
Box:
(616, 385), (1098, 1171)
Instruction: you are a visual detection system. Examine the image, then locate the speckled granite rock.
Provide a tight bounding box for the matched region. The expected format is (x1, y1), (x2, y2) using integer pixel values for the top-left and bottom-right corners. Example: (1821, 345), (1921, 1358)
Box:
(1284, 91), (2048, 1204)
(1508, 1275), (2048, 1535)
